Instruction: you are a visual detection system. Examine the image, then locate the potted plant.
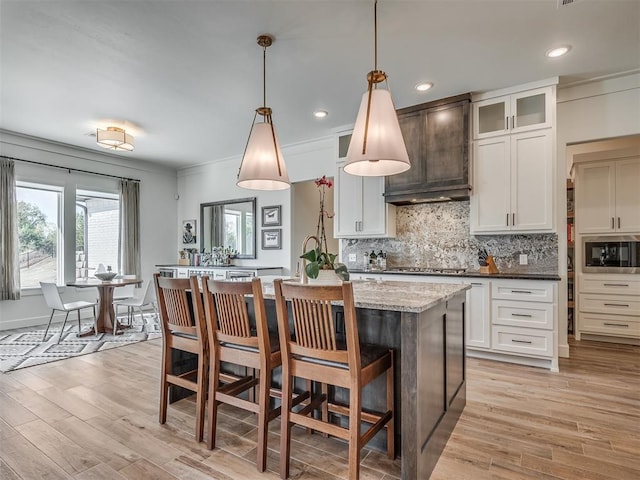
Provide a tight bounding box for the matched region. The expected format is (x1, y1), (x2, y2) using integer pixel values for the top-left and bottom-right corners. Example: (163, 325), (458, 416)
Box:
(300, 176), (349, 282)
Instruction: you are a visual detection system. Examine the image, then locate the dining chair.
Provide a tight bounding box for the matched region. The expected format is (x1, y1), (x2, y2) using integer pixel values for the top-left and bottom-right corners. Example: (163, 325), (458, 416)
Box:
(40, 282), (97, 343)
(201, 276), (308, 471)
(273, 279), (395, 480)
(113, 274), (137, 301)
(113, 279), (157, 334)
(154, 273), (208, 443)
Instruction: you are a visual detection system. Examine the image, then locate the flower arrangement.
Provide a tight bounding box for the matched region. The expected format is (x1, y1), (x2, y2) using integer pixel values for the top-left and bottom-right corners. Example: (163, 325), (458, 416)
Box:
(300, 176), (349, 281)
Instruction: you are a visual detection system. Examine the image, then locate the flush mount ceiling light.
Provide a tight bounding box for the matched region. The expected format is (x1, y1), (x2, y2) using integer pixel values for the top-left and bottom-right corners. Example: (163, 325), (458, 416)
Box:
(344, 0), (410, 177)
(96, 127), (134, 151)
(313, 110), (328, 118)
(415, 82), (434, 92)
(546, 45), (572, 58)
(237, 34), (290, 191)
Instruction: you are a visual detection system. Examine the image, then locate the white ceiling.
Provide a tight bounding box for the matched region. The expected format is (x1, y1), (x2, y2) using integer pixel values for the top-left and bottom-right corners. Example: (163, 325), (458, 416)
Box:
(1, 0), (639, 169)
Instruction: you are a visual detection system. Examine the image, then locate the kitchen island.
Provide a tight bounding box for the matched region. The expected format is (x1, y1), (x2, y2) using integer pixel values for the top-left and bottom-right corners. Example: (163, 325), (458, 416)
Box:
(173, 278), (469, 479)
(262, 279), (470, 479)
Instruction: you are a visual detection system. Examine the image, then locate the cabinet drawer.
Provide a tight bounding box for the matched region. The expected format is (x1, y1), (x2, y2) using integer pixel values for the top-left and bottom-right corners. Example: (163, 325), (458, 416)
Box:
(579, 294), (640, 316)
(578, 312), (640, 338)
(492, 300), (554, 329)
(579, 277), (640, 296)
(491, 326), (553, 358)
(492, 281), (554, 303)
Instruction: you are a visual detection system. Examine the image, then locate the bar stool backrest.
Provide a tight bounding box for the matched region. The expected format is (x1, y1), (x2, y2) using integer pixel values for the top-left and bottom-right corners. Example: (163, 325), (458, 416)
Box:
(274, 280), (361, 374)
(203, 277), (269, 352)
(154, 275), (206, 340)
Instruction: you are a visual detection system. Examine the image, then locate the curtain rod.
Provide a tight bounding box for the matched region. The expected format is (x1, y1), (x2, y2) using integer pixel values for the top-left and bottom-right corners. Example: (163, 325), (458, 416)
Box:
(2, 155), (141, 183)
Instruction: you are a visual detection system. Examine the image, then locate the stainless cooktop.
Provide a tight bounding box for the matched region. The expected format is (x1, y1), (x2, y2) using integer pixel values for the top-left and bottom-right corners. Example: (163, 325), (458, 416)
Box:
(385, 267), (467, 274)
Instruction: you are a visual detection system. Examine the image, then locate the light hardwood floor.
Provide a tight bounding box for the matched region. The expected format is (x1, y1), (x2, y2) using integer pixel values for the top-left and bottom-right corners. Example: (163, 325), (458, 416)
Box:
(1, 337), (638, 479)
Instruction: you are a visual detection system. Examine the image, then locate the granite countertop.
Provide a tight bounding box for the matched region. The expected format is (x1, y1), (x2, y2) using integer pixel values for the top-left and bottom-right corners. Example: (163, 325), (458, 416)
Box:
(260, 278), (470, 314)
(349, 269), (560, 281)
(156, 264), (282, 270)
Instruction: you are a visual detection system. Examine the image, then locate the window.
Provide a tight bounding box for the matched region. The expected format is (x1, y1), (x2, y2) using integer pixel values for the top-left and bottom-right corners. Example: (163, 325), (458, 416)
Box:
(224, 209), (254, 255)
(16, 183), (63, 288)
(76, 190), (120, 278)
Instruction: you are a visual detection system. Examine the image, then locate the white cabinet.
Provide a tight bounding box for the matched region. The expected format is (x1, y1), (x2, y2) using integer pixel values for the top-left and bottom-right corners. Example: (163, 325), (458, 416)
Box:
(489, 279), (557, 366)
(467, 280), (491, 349)
(470, 130), (553, 233)
(334, 161), (396, 238)
(473, 86), (553, 139)
(350, 274), (558, 370)
(173, 267), (282, 280)
(576, 158), (640, 234)
(577, 274), (640, 340)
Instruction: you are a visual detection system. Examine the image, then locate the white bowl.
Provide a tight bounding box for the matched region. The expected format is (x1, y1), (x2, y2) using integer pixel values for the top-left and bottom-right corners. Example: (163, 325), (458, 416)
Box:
(95, 272), (117, 281)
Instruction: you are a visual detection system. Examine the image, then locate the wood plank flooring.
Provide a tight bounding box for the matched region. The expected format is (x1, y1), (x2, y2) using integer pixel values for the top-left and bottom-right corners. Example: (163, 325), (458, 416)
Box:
(1, 337), (638, 479)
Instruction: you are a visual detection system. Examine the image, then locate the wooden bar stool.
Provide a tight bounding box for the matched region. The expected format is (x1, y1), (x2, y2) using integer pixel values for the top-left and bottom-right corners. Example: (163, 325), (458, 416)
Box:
(154, 273), (208, 443)
(202, 276), (307, 472)
(273, 279), (395, 480)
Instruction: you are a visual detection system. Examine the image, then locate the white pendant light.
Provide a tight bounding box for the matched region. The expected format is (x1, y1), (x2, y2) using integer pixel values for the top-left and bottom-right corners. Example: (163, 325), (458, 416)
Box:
(344, 0), (410, 177)
(237, 35), (290, 191)
(96, 126), (134, 151)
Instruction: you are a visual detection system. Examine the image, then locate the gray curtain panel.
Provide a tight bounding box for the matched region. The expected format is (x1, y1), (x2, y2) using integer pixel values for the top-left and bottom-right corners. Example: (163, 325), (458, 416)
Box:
(119, 179), (141, 277)
(0, 158), (21, 300)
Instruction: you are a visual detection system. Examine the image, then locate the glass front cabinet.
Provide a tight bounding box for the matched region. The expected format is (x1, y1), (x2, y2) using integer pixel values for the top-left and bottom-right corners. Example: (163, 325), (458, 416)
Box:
(473, 86), (552, 139)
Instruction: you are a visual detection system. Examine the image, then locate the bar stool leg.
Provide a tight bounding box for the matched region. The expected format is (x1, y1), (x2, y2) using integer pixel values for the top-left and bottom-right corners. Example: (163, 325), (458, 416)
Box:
(279, 368), (293, 479)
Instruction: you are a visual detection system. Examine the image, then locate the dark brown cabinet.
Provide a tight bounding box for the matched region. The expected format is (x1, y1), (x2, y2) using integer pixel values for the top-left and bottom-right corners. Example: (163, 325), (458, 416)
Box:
(385, 93), (471, 204)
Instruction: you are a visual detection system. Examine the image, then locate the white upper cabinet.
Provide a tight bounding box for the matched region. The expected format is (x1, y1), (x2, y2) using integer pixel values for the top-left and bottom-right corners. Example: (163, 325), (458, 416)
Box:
(576, 157), (640, 234)
(335, 162), (396, 238)
(473, 86), (553, 139)
(471, 130), (553, 233)
(334, 132), (396, 238)
(470, 81), (556, 235)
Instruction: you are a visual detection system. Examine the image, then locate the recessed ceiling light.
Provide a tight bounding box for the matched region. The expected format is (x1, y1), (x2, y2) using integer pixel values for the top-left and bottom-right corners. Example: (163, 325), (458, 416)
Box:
(546, 45), (571, 58)
(415, 82), (434, 92)
(313, 110), (328, 118)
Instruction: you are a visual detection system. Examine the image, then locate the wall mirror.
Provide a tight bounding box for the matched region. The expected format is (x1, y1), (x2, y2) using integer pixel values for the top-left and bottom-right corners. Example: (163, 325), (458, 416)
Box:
(200, 197), (256, 258)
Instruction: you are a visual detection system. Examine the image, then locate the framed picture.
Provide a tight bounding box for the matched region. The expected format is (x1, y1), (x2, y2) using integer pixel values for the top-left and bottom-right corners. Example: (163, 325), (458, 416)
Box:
(262, 205), (281, 226)
(262, 229), (282, 250)
(182, 219), (197, 245)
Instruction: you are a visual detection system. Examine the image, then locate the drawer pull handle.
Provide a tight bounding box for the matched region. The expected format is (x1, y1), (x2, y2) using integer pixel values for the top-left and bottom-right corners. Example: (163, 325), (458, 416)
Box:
(512, 313), (533, 317)
(511, 339), (533, 344)
(511, 290), (533, 294)
(471, 282), (483, 285)
(603, 303), (629, 308)
(604, 323), (629, 327)
(603, 283), (629, 287)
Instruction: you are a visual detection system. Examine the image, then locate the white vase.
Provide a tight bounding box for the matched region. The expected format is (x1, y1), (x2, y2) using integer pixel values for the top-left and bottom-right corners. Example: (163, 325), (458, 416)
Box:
(308, 269), (342, 285)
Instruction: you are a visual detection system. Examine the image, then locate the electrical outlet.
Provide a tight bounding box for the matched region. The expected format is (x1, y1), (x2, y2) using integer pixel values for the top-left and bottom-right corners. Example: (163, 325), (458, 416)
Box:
(519, 254), (528, 265)
(348, 253), (357, 262)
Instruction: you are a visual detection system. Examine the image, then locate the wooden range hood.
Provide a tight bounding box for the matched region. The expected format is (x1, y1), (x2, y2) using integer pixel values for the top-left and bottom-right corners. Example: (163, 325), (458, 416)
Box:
(384, 93), (471, 205)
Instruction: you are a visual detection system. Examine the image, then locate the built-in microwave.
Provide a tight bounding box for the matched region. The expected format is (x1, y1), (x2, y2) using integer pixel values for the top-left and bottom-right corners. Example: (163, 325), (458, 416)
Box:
(583, 236), (640, 274)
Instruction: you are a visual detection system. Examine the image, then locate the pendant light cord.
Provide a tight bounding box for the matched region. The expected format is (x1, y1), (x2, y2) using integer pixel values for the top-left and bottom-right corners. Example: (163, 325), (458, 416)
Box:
(374, 0), (378, 72)
(263, 43), (267, 109)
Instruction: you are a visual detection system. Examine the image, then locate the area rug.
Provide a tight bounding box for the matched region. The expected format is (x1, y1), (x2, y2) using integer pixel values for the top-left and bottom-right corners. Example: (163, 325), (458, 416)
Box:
(0, 313), (161, 373)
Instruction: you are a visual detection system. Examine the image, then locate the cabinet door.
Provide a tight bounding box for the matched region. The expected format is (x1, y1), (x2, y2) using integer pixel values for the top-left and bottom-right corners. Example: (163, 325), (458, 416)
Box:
(511, 130), (553, 231)
(470, 137), (510, 233)
(614, 157), (640, 233)
(473, 95), (509, 139)
(511, 87), (552, 133)
(335, 163), (362, 237)
(361, 176), (390, 236)
(576, 162), (615, 234)
(385, 110), (425, 194)
(446, 294), (465, 407)
(424, 101), (469, 190)
(466, 281), (491, 349)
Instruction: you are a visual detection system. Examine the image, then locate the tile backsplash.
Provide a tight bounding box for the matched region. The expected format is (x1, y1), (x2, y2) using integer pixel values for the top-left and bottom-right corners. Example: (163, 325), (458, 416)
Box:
(341, 201), (558, 273)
